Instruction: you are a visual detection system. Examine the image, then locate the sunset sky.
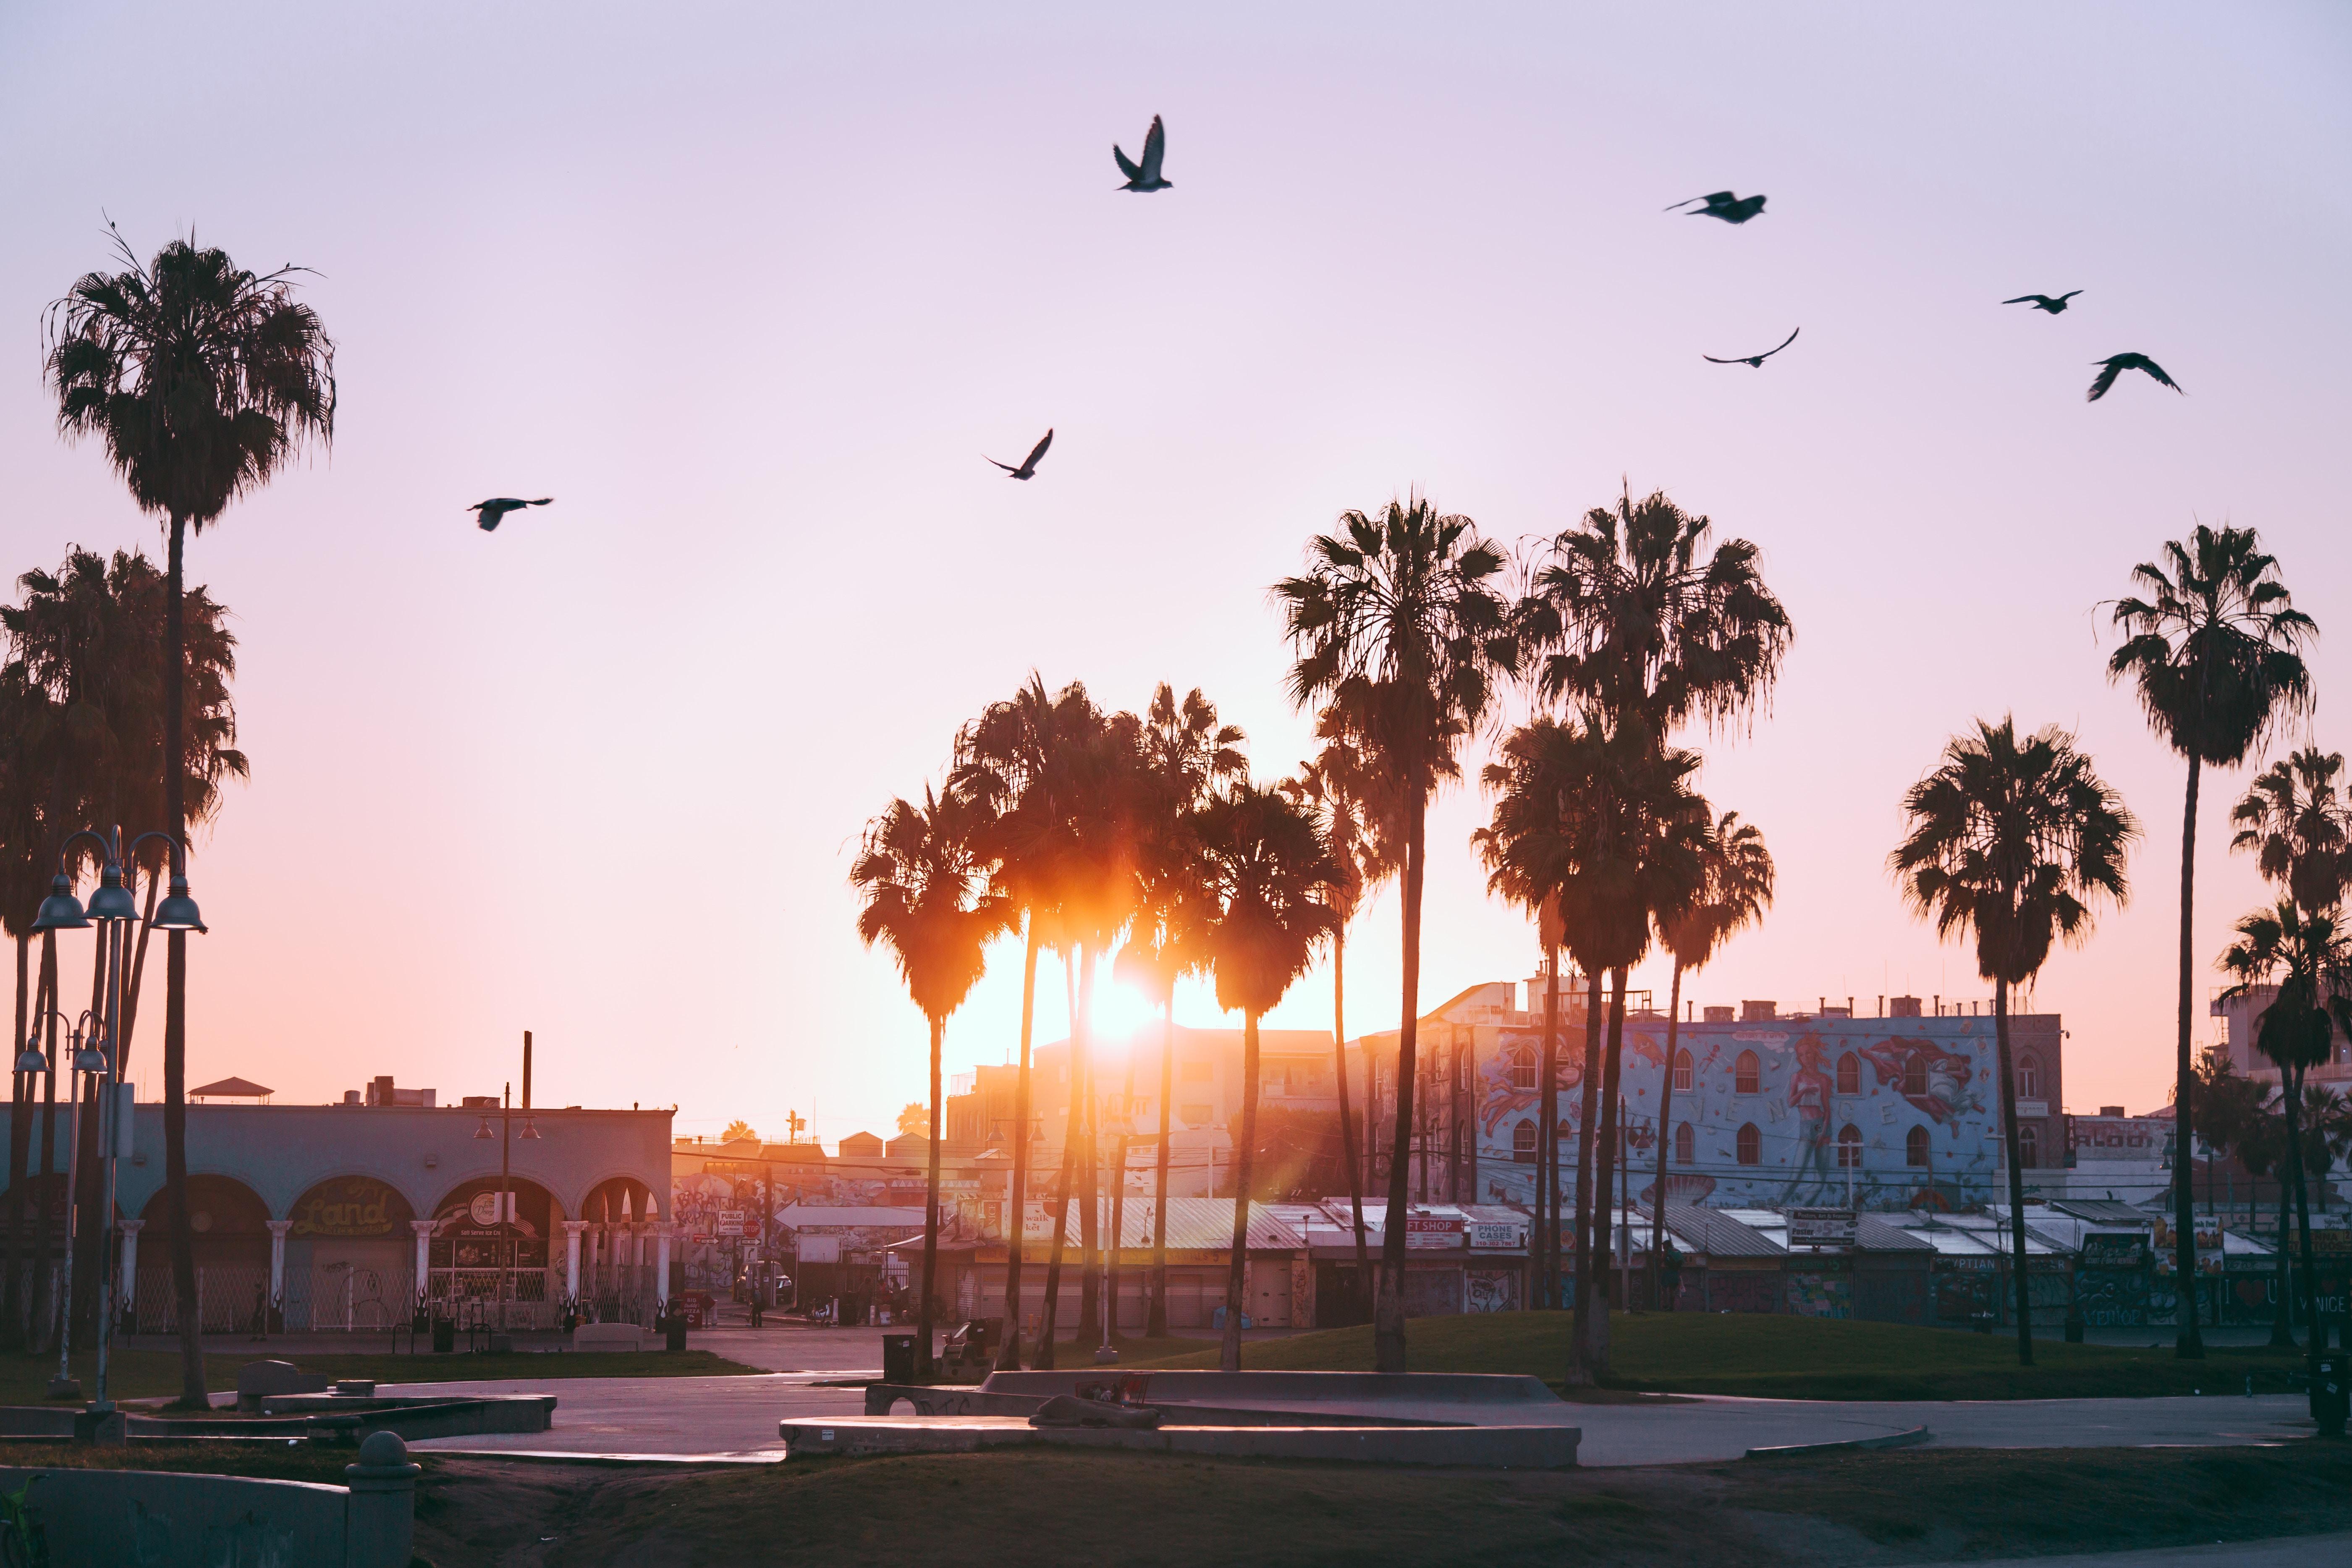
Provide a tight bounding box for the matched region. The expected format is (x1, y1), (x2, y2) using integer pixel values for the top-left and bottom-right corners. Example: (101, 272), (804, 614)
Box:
(2, 4), (2347, 1147)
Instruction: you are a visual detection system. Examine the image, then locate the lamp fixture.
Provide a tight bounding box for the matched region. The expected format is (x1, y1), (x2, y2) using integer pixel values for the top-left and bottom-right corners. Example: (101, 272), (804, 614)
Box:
(84, 866), (139, 923)
(473, 1116), (494, 1140)
(149, 873), (206, 934)
(519, 1117), (541, 1141)
(32, 875), (88, 932)
(14, 1040), (44, 1074)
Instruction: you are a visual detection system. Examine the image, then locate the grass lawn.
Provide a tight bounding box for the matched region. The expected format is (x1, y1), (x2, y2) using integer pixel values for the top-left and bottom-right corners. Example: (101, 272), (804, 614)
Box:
(424, 1442), (2352, 1567)
(1131, 1311), (2311, 1400)
(0, 1347), (760, 1407)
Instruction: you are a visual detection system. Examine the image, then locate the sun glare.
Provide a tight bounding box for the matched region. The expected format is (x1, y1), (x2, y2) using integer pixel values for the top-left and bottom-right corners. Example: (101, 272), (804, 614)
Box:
(1090, 978), (1158, 1042)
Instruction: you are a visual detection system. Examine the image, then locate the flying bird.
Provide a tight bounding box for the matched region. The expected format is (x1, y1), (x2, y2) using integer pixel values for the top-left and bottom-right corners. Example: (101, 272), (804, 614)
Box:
(1666, 191), (1767, 224)
(1114, 115), (1171, 192)
(2087, 353), (2181, 402)
(470, 497), (552, 531)
(986, 429), (1053, 479)
(2004, 291), (2082, 314)
(1704, 328), (1800, 368)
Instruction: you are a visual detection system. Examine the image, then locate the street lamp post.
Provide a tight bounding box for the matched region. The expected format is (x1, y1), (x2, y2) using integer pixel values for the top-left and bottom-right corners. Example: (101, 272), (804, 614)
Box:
(472, 1077), (539, 1334)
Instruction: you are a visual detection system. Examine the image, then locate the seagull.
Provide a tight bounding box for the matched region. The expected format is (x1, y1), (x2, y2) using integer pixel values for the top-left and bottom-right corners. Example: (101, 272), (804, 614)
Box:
(2004, 291), (2082, 314)
(1704, 328), (1799, 368)
(1666, 191), (1766, 224)
(2087, 354), (2181, 402)
(469, 497), (552, 531)
(986, 429), (1053, 480)
(1114, 115), (1171, 192)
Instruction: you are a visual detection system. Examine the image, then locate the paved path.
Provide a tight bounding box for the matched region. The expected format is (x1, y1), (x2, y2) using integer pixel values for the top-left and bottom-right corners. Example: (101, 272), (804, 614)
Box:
(1916, 1532), (2352, 1568)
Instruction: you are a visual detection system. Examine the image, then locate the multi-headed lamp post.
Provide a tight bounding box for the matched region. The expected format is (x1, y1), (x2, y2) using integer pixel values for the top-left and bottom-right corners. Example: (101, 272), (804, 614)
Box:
(29, 828), (204, 1416)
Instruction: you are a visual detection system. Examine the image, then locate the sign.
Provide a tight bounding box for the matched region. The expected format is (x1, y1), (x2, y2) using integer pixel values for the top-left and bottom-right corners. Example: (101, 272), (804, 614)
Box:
(467, 1191), (516, 1227)
(797, 1236), (841, 1264)
(1404, 1215), (1464, 1250)
(290, 1176), (405, 1238)
(2081, 1231), (2151, 1270)
(1787, 1208), (1857, 1249)
(715, 1209), (749, 1238)
(1469, 1220), (1524, 1250)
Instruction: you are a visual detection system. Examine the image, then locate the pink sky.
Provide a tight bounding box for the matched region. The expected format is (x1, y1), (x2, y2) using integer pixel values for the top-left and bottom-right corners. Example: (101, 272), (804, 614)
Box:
(1, 5), (2347, 1146)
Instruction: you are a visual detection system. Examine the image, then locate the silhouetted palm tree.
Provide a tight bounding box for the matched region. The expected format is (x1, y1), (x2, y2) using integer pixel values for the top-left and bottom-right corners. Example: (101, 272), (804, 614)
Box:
(0, 668), (55, 1349)
(1892, 717), (2136, 1366)
(1185, 782), (1338, 1372)
(46, 232), (333, 1408)
(2108, 525), (2313, 1359)
(854, 787), (1014, 1378)
(2231, 749), (2349, 918)
(1276, 495), (1516, 1371)
(1648, 811), (1772, 1306)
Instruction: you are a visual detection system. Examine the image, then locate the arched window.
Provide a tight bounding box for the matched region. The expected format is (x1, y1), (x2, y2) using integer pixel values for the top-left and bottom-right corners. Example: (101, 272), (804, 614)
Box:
(1673, 1049), (1692, 1094)
(1835, 1053), (1860, 1096)
(2017, 1053), (2042, 1101)
(1906, 1125), (1931, 1167)
(1674, 1122), (1694, 1165)
(1510, 1049), (1537, 1092)
(1902, 1053), (1927, 1097)
(1736, 1123), (1761, 1165)
(1734, 1051), (1760, 1096)
(1513, 1120), (1537, 1163)
(2017, 1124), (2040, 1168)
(1836, 1124), (1863, 1168)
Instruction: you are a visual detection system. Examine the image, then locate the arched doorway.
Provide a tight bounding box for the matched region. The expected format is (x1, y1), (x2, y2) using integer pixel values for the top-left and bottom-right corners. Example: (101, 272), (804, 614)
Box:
(579, 1177), (660, 1322)
(136, 1175), (271, 1334)
(426, 1176), (559, 1328)
(284, 1176), (418, 1332)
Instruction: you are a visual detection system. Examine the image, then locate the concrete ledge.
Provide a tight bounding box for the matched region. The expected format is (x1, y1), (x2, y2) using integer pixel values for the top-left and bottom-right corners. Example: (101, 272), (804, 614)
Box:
(1745, 1425), (1931, 1459)
(257, 1394), (557, 1439)
(781, 1415), (1579, 1468)
(861, 1383), (1432, 1427)
(980, 1370), (1561, 1407)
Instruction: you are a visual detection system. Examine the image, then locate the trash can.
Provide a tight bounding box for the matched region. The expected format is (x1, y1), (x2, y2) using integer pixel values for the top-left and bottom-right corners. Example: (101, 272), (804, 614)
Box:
(2314, 1353), (2348, 1440)
(431, 1317), (455, 1354)
(883, 1332), (920, 1385)
(666, 1315), (689, 1353)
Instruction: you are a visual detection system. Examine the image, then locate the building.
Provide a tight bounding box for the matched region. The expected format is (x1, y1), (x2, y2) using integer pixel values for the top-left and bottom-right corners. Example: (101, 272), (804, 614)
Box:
(1, 1074), (671, 1334)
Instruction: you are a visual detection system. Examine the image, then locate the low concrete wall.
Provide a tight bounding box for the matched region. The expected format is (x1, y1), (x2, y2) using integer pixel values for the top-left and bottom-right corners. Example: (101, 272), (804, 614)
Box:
(783, 1416), (1579, 1469)
(980, 1370), (1561, 1406)
(260, 1393), (558, 1438)
(862, 1383), (1420, 1427)
(0, 1430), (417, 1568)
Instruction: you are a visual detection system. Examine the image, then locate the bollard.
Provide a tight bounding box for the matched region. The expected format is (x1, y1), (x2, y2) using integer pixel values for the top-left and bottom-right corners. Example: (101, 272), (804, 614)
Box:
(344, 1429), (421, 1568)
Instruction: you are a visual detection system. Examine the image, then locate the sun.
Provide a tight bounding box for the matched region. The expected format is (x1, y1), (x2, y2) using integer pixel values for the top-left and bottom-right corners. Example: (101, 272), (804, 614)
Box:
(1090, 978), (1158, 1042)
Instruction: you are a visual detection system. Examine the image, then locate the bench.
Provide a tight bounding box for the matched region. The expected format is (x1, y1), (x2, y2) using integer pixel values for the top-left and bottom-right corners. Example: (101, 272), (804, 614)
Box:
(572, 1322), (646, 1352)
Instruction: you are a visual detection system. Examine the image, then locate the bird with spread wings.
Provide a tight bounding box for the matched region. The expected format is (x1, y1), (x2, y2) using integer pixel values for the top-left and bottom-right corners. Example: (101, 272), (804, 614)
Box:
(986, 429), (1053, 479)
(2087, 353), (2181, 402)
(1114, 115), (1171, 192)
(1704, 328), (1799, 368)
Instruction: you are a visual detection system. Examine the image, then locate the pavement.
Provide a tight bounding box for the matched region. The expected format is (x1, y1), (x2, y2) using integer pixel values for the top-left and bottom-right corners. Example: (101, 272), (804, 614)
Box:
(1914, 1534), (2352, 1568)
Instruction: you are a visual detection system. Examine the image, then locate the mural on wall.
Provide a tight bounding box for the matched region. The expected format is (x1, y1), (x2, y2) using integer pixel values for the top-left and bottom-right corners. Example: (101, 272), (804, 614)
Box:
(1475, 1029), (1582, 1139)
(1856, 1035), (1985, 1125)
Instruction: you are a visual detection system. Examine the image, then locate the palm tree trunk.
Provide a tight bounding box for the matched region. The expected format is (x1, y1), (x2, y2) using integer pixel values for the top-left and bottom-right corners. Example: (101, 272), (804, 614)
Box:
(995, 919), (1041, 1370)
(1994, 976), (2034, 1366)
(1373, 790), (1427, 1374)
(1076, 954), (1100, 1344)
(1035, 950), (1084, 1369)
(31, 935), (58, 1353)
(1585, 968), (1629, 1377)
(1566, 969), (1602, 1384)
(2284, 1069), (2323, 1384)
(2172, 751), (2204, 1359)
(1108, 1039), (1137, 1345)
(1221, 1011), (1262, 1372)
(918, 1014), (944, 1380)
(1331, 927), (1370, 1318)
(163, 511), (204, 1407)
(2269, 1146), (2294, 1348)
(5, 933), (29, 1350)
(1147, 988), (1173, 1338)
(1650, 958), (1684, 1312)
(1536, 945), (1560, 1310)
(115, 870), (160, 1070)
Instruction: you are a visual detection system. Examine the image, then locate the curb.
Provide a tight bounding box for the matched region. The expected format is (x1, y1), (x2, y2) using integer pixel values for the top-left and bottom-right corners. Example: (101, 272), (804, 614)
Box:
(426, 1448), (784, 1467)
(1743, 1424), (1930, 1459)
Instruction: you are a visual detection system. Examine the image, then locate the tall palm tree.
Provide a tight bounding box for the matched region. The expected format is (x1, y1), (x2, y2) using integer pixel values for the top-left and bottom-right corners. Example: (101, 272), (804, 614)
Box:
(1275, 494), (1516, 1371)
(1126, 682), (1243, 1338)
(0, 668), (55, 1349)
(854, 786), (1014, 1379)
(2108, 525), (2313, 1359)
(47, 232), (334, 1408)
(1648, 811), (1773, 1305)
(1892, 717), (2136, 1366)
(2218, 900), (2345, 1390)
(1185, 782), (1339, 1372)
(2231, 749), (2350, 919)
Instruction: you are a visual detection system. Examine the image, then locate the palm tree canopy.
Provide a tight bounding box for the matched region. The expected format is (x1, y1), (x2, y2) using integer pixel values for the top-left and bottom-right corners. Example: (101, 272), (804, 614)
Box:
(2108, 524), (2315, 768)
(1274, 495), (1517, 797)
(2230, 748), (2349, 916)
(1528, 487), (1791, 733)
(853, 786), (1016, 1026)
(2219, 899), (2349, 1076)
(1475, 714), (1710, 975)
(1661, 810), (1776, 973)
(45, 231), (336, 531)
(1891, 717), (2137, 987)
(0, 667), (59, 939)
(1185, 782), (1340, 1020)
(2, 547), (247, 876)
(1120, 682), (1244, 1001)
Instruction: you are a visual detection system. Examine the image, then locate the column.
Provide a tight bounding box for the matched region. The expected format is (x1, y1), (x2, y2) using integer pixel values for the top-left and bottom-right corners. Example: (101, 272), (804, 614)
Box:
(411, 1220), (437, 1312)
(562, 1220), (587, 1304)
(266, 1220), (293, 1315)
(653, 1222), (673, 1318)
(118, 1220), (143, 1325)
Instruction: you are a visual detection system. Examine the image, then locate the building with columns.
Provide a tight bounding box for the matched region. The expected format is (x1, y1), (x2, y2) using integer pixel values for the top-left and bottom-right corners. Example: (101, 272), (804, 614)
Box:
(0, 1082), (672, 1333)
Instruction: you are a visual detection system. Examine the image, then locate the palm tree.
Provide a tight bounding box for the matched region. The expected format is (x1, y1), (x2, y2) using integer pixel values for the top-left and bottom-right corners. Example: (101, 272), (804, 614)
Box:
(2231, 749), (2350, 918)
(1185, 782), (1338, 1372)
(2108, 525), (2314, 1359)
(854, 786), (1014, 1379)
(0, 668), (56, 1349)
(1892, 717), (2136, 1366)
(1125, 683), (1243, 1338)
(1275, 495), (1516, 1371)
(2184, 1050), (2289, 1347)
(2218, 900), (2345, 1389)
(46, 232), (333, 1408)
(1648, 811), (1773, 1306)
